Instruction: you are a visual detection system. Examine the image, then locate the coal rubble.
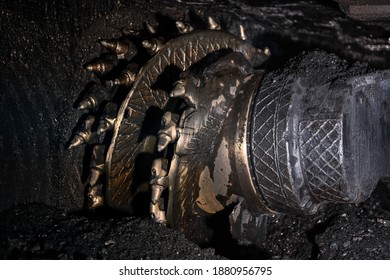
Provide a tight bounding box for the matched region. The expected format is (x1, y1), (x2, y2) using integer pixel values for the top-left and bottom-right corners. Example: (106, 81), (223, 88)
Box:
(0, 203), (221, 260)
(1, 183), (390, 260)
(262, 183), (390, 260)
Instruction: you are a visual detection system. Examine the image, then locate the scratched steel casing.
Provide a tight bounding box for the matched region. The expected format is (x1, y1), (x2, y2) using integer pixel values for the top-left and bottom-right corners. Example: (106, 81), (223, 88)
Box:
(247, 70), (390, 214)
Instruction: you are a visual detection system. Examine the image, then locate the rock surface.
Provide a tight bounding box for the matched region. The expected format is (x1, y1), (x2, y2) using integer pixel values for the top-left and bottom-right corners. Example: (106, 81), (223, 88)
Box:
(1, 0), (390, 260)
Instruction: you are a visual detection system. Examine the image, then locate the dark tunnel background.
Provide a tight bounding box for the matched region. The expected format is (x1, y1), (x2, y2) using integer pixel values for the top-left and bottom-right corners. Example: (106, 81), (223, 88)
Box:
(1, 0), (390, 259)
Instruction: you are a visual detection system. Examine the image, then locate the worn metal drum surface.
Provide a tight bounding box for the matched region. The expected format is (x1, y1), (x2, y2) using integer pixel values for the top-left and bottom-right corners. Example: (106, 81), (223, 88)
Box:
(105, 30), (266, 212)
(249, 68), (390, 213)
(68, 15), (390, 244)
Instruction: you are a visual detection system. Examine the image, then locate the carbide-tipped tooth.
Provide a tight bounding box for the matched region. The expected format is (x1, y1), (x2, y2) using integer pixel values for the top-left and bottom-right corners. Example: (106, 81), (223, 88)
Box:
(150, 203), (166, 223)
(68, 116), (98, 149)
(89, 168), (101, 186)
(85, 61), (109, 73)
(114, 69), (136, 87)
(239, 24), (247, 40)
(85, 64), (94, 71)
(142, 39), (163, 55)
(88, 145), (105, 185)
(145, 22), (157, 34)
(208, 16), (221, 30)
(77, 99), (93, 110)
(176, 21), (194, 34)
(84, 54), (118, 74)
(175, 21), (185, 33)
(105, 65), (136, 88)
(150, 158), (168, 179)
(78, 96), (97, 111)
(88, 184), (104, 209)
(97, 118), (113, 135)
(157, 136), (170, 152)
(97, 122), (111, 135)
(157, 112), (178, 152)
(99, 39), (114, 49)
(100, 39), (138, 61)
(263, 46), (271, 56)
(142, 40), (152, 49)
(149, 158), (169, 223)
(67, 135), (84, 150)
(170, 79), (186, 97)
(97, 102), (116, 135)
(79, 83), (115, 110)
(90, 195), (104, 209)
(84, 62), (105, 73)
(151, 185), (164, 205)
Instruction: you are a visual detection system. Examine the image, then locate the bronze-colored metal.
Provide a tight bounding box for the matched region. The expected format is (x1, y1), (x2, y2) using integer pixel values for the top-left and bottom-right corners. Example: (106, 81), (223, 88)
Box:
(89, 145), (106, 186)
(142, 39), (163, 55)
(239, 24), (247, 40)
(165, 53), (275, 235)
(72, 20), (272, 240)
(85, 54), (119, 74)
(67, 134), (85, 150)
(68, 116), (97, 149)
(77, 99), (92, 110)
(87, 184), (104, 209)
(89, 167), (104, 187)
(97, 102), (117, 135)
(207, 16), (221, 30)
(149, 158), (169, 223)
(105, 68), (136, 88)
(262, 46), (271, 57)
(105, 29), (266, 213)
(175, 21), (194, 34)
(157, 112), (178, 152)
(170, 79), (186, 98)
(77, 83), (114, 110)
(100, 39), (138, 61)
(71, 17), (390, 246)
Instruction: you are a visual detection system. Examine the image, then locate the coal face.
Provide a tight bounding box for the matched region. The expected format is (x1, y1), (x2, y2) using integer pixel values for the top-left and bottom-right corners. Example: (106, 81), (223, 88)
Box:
(1, 0), (390, 259)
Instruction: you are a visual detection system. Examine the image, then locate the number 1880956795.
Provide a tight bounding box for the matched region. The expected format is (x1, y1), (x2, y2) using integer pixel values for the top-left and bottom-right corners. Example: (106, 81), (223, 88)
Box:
(212, 266), (272, 276)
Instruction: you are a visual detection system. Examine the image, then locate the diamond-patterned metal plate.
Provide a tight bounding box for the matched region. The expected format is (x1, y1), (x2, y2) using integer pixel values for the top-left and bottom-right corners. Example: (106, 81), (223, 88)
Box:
(299, 119), (345, 202)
